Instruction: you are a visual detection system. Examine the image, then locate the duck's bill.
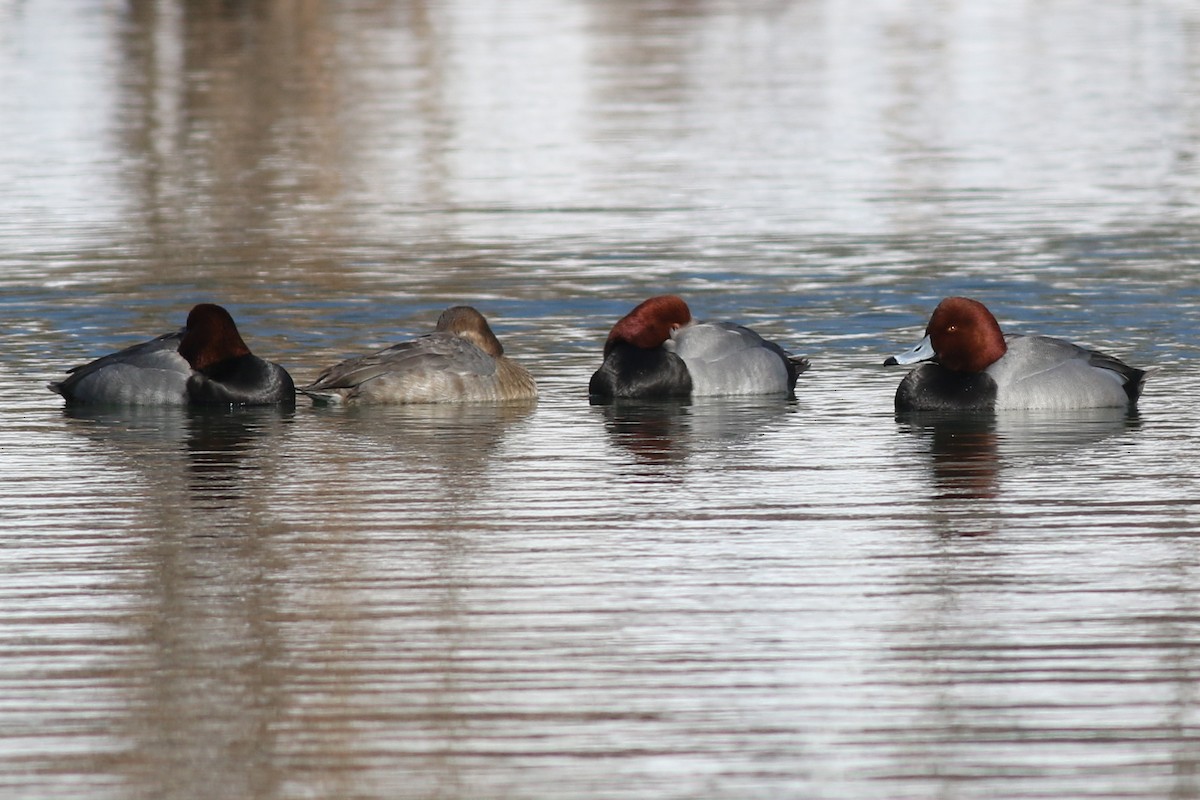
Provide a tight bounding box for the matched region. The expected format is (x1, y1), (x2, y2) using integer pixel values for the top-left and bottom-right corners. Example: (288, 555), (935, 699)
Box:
(663, 319), (695, 351)
(668, 319), (695, 337)
(884, 334), (935, 366)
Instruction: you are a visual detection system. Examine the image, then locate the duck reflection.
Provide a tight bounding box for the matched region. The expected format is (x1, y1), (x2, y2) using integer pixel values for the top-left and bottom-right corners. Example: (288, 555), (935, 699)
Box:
(306, 401), (536, 488)
(183, 405), (295, 505)
(897, 408), (1143, 534)
(592, 399), (690, 469)
(60, 403), (294, 503)
(287, 394), (536, 519)
(592, 396), (793, 477)
(896, 413), (1001, 503)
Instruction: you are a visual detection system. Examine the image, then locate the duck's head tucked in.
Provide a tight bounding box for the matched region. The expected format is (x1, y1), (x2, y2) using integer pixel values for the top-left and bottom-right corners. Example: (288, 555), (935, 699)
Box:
(885, 296), (1147, 412)
(436, 305), (504, 358)
(590, 295), (695, 400)
(180, 303), (296, 405)
(603, 295), (692, 356)
(178, 303), (253, 372)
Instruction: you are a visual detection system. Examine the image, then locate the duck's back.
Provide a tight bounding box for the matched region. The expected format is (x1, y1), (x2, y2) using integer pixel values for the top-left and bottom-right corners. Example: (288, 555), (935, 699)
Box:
(303, 333), (534, 404)
(50, 331), (191, 405)
(668, 322), (793, 397)
(990, 334), (1143, 409)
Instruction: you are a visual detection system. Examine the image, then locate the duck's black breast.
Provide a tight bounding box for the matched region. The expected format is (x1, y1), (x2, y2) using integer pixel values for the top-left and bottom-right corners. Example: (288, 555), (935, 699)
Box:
(589, 343), (693, 400)
(895, 363), (998, 412)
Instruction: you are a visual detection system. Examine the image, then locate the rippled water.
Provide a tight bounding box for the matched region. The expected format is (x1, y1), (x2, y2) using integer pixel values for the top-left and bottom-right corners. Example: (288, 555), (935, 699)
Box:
(3, 1), (1200, 798)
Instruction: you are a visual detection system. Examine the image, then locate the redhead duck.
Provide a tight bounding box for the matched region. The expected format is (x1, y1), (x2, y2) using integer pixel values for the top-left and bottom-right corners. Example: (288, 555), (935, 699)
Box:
(300, 306), (537, 404)
(884, 296), (1148, 411)
(588, 295), (809, 399)
(49, 303), (295, 406)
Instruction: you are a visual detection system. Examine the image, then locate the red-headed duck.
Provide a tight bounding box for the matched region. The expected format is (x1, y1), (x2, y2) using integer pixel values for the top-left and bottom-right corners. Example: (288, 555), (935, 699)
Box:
(589, 295), (809, 399)
(884, 296), (1148, 411)
(300, 305), (537, 404)
(49, 304), (295, 406)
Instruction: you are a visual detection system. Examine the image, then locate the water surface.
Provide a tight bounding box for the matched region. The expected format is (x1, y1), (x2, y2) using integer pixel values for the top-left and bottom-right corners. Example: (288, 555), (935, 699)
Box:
(3, 1), (1200, 798)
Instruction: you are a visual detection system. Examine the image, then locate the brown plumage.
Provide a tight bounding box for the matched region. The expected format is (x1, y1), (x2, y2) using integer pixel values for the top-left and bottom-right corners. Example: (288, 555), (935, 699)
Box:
(300, 306), (537, 405)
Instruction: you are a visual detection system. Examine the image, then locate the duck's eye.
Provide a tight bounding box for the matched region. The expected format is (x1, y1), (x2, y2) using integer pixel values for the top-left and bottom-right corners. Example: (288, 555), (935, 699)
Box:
(946, 324), (958, 333)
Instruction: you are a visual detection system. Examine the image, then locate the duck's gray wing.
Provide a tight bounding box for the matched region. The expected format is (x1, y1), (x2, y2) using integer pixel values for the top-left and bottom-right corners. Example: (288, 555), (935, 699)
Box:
(999, 334), (1148, 406)
(50, 329), (185, 395)
(1085, 345), (1148, 402)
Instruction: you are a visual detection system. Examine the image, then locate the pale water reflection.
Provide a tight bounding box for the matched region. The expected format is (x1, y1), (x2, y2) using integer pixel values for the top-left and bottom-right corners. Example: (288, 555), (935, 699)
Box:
(3, 0), (1200, 798)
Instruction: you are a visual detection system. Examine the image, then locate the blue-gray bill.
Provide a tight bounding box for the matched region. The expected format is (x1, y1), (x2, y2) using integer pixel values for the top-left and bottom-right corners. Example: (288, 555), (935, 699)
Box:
(883, 334), (934, 366)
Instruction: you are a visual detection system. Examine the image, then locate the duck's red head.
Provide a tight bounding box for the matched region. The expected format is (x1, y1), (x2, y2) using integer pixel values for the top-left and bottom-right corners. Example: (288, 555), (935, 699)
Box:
(604, 295), (692, 356)
(927, 296), (1007, 372)
(178, 303), (252, 371)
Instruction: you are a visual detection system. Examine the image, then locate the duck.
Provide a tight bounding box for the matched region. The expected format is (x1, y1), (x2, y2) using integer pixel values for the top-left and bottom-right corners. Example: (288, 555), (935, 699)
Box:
(49, 303), (296, 406)
(588, 295), (809, 399)
(300, 305), (537, 404)
(884, 296), (1148, 411)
